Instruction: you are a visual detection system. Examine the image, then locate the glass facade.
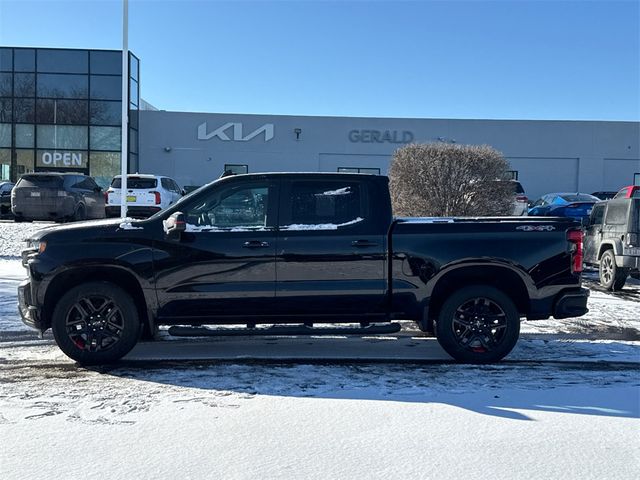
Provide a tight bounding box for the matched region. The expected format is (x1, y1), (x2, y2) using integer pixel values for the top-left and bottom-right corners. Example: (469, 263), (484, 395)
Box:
(0, 47), (139, 187)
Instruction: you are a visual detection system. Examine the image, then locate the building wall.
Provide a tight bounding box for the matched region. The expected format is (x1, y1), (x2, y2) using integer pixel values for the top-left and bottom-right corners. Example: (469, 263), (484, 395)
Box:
(0, 47), (140, 188)
(139, 111), (640, 199)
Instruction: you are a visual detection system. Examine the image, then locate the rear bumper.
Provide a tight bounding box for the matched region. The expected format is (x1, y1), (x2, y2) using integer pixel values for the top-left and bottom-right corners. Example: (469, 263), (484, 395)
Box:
(528, 287), (590, 320)
(106, 205), (162, 218)
(616, 254), (640, 270)
(12, 199), (74, 220)
(552, 288), (590, 319)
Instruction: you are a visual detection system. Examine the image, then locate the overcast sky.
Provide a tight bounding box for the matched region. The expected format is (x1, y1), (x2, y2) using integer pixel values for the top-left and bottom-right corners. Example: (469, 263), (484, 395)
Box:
(1, 0), (638, 121)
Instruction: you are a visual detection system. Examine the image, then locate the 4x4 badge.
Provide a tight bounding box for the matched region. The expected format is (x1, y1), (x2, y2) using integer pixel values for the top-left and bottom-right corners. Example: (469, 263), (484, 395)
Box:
(516, 225), (556, 232)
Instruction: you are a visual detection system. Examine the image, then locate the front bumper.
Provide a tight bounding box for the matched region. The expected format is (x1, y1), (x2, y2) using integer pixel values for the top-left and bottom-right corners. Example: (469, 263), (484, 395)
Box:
(553, 287), (590, 319)
(18, 279), (43, 331)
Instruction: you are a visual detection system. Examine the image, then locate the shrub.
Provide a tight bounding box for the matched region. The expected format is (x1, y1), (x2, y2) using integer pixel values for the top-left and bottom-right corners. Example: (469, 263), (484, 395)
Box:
(388, 142), (514, 216)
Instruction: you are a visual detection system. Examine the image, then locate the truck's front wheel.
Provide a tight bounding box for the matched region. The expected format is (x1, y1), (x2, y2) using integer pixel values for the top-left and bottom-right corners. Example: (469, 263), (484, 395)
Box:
(435, 286), (520, 363)
(51, 282), (141, 365)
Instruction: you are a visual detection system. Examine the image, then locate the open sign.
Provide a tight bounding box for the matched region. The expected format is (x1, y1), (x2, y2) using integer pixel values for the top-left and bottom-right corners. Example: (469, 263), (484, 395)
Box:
(37, 151), (88, 168)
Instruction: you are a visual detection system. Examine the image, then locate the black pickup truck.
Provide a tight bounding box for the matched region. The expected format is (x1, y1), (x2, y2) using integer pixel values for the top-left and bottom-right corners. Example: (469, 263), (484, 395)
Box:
(19, 173), (589, 364)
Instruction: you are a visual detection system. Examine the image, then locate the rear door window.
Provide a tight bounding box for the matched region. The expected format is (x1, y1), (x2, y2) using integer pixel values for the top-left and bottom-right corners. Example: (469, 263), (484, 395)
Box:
(604, 202), (629, 225)
(282, 181), (365, 230)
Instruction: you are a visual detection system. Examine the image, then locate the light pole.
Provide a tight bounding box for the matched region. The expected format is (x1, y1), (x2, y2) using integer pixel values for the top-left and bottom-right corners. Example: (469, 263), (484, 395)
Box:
(120, 0), (129, 218)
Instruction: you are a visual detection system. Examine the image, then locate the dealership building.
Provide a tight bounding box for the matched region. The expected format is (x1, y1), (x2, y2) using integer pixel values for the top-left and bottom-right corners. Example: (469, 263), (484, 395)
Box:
(2, 46), (639, 198)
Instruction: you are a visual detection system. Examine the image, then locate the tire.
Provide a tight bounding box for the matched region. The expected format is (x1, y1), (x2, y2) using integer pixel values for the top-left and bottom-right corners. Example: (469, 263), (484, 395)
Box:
(51, 282), (141, 364)
(435, 285), (520, 363)
(73, 204), (86, 222)
(599, 249), (628, 291)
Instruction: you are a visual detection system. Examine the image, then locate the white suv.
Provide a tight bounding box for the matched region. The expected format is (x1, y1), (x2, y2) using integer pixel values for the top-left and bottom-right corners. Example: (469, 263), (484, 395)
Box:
(105, 174), (184, 218)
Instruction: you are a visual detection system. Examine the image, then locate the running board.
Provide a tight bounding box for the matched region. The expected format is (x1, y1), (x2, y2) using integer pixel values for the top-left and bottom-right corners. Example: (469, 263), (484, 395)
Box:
(167, 323), (402, 337)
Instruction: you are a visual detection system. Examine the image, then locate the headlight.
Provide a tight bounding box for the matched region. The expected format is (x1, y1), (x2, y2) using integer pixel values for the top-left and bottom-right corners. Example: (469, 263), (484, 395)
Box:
(27, 239), (47, 254)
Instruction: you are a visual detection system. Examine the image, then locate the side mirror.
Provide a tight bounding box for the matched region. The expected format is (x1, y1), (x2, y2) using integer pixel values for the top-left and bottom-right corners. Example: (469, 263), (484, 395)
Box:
(181, 189), (186, 196)
(581, 217), (590, 227)
(94, 186), (102, 192)
(163, 211), (186, 239)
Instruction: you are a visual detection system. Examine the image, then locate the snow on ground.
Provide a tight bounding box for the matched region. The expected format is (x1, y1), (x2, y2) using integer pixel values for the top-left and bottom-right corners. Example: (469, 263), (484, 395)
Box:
(1, 221), (639, 479)
(1, 347), (639, 480)
(0, 220), (52, 258)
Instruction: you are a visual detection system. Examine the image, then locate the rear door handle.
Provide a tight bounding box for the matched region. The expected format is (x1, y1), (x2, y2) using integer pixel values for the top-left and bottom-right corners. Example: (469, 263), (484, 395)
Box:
(351, 240), (378, 247)
(243, 240), (270, 248)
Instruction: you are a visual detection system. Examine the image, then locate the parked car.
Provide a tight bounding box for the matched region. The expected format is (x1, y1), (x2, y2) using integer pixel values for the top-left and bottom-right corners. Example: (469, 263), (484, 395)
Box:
(591, 191), (617, 201)
(528, 193), (600, 221)
(19, 173), (588, 365)
(583, 197), (640, 290)
(11, 173), (105, 222)
(509, 180), (528, 215)
(105, 174), (184, 218)
(0, 181), (15, 217)
(613, 185), (640, 199)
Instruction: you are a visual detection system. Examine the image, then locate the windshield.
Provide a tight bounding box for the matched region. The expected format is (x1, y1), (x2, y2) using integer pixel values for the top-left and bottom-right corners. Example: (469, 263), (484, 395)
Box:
(17, 175), (63, 188)
(111, 177), (157, 189)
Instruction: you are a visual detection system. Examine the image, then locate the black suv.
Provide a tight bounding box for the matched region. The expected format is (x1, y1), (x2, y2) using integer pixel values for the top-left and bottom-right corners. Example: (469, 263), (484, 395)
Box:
(583, 197), (640, 289)
(11, 173), (105, 222)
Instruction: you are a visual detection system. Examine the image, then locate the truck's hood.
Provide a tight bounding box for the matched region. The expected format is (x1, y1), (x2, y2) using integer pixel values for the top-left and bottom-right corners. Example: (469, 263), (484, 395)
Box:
(29, 218), (147, 242)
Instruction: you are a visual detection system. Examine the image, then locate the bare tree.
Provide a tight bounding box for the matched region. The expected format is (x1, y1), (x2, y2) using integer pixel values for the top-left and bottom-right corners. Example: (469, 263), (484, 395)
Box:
(389, 142), (514, 217)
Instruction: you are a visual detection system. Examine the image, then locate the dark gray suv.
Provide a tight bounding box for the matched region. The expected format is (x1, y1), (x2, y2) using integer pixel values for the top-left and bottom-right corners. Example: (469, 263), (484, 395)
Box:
(583, 197), (640, 290)
(11, 173), (105, 222)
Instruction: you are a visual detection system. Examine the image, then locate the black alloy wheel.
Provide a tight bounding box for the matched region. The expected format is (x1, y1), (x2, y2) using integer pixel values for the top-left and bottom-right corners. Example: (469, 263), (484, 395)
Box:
(52, 282), (141, 364)
(436, 285), (520, 363)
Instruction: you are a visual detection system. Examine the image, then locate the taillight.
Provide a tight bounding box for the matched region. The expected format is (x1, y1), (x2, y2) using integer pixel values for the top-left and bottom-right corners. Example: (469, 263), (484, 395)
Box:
(516, 195), (528, 203)
(151, 191), (161, 204)
(104, 191), (109, 202)
(567, 229), (583, 273)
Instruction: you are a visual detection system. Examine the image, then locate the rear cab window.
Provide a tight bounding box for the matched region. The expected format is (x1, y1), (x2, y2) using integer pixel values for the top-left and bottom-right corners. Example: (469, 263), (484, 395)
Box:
(17, 175), (63, 188)
(560, 194), (599, 203)
(111, 177), (157, 189)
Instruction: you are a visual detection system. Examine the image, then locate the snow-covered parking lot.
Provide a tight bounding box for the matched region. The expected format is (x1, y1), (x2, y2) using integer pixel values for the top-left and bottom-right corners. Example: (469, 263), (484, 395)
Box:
(1, 221), (639, 480)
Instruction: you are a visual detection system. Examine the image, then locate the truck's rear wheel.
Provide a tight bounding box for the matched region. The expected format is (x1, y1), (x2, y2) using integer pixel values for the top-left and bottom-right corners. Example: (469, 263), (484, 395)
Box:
(51, 282), (141, 365)
(599, 249), (628, 291)
(435, 285), (520, 363)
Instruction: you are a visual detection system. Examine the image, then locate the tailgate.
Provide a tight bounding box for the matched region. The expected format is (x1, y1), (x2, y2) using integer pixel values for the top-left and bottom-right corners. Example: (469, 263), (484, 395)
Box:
(108, 188), (158, 206)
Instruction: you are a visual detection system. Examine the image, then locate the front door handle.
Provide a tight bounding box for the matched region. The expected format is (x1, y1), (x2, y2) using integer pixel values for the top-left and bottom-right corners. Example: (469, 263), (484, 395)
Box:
(351, 240), (378, 247)
(243, 240), (270, 248)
